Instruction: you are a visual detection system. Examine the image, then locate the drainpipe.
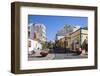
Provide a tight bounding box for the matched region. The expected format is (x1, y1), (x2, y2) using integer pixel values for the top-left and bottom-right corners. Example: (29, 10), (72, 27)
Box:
(80, 28), (82, 48)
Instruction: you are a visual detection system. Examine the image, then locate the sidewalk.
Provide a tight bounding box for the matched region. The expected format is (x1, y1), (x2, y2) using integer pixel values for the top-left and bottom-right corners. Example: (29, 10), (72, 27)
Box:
(28, 53), (55, 61)
(28, 53), (88, 61)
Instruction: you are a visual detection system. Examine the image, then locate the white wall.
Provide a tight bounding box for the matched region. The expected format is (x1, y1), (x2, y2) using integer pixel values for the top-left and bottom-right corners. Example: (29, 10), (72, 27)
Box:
(0, 0), (100, 76)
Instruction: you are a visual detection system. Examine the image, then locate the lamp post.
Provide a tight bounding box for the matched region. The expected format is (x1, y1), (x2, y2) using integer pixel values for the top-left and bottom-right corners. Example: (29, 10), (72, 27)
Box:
(64, 37), (67, 54)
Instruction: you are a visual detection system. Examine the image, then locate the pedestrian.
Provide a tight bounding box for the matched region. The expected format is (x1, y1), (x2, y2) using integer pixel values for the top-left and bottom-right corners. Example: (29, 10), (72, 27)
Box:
(75, 43), (82, 55)
(82, 36), (88, 54)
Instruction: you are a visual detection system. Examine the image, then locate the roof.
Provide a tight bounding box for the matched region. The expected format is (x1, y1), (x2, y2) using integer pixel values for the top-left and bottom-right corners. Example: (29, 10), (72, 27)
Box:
(70, 28), (88, 35)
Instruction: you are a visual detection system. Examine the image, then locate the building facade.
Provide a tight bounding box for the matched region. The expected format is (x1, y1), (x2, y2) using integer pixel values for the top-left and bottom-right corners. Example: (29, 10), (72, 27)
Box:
(29, 23), (46, 42)
(55, 28), (88, 52)
(70, 28), (88, 51)
(28, 23), (47, 54)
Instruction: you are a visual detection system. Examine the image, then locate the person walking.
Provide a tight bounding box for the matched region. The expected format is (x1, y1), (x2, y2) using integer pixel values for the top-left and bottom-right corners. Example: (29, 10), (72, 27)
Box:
(82, 36), (88, 54)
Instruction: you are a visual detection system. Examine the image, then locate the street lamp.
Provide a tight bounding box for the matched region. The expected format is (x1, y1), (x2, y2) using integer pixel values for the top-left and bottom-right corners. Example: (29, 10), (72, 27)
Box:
(64, 37), (68, 54)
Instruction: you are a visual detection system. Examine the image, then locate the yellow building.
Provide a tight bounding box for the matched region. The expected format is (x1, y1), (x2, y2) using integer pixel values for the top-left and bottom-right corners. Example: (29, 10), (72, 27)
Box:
(70, 28), (88, 51)
(56, 28), (88, 51)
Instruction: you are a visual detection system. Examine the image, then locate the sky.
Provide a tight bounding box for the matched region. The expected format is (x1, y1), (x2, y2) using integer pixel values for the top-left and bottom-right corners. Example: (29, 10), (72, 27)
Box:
(28, 15), (88, 41)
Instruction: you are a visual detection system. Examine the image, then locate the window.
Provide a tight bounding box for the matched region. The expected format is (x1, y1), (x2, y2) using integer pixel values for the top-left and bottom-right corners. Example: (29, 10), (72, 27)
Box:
(28, 40), (31, 47)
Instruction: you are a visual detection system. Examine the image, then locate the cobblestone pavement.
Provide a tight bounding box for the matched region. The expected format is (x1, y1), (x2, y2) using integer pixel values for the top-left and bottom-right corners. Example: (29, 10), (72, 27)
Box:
(28, 53), (55, 61)
(54, 53), (87, 59)
(28, 53), (88, 61)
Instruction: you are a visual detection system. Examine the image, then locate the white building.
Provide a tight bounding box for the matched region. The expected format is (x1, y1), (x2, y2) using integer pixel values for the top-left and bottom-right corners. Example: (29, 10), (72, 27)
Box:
(28, 23), (47, 54)
(28, 39), (42, 55)
(73, 25), (80, 31)
(29, 23), (46, 42)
